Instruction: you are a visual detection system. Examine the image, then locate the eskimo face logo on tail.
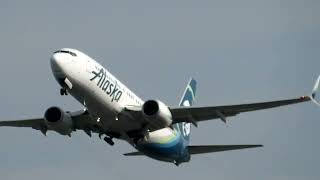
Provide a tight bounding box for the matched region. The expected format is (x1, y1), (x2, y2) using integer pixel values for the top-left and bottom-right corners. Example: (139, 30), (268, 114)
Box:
(90, 68), (123, 102)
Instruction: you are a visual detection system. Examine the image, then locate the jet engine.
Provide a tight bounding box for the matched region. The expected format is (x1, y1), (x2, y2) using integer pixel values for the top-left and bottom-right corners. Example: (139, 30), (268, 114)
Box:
(44, 107), (74, 135)
(142, 100), (173, 130)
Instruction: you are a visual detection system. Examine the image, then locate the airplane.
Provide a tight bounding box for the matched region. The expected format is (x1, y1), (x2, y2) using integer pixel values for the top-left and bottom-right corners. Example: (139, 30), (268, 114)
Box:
(0, 48), (319, 166)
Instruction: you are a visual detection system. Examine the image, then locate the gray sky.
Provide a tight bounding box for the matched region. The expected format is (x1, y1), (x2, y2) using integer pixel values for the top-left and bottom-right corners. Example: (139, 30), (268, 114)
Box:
(0, 0), (320, 179)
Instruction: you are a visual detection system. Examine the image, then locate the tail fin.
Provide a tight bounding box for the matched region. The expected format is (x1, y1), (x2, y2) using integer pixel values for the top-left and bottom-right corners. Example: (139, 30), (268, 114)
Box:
(174, 78), (197, 142)
(179, 78), (197, 107)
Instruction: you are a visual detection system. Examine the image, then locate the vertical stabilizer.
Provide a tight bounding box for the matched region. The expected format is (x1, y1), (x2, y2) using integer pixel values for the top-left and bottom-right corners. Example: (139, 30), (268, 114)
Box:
(174, 78), (197, 142)
(179, 78), (197, 107)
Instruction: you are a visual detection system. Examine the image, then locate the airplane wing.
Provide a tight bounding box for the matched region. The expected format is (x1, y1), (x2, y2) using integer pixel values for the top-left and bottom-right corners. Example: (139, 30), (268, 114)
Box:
(124, 76), (320, 129)
(170, 76), (320, 125)
(124, 96), (312, 129)
(0, 119), (44, 129)
(0, 110), (98, 136)
(170, 96), (311, 125)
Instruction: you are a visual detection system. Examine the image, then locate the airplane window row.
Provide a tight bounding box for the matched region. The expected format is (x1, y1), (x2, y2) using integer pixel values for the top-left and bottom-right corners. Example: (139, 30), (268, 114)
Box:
(126, 92), (142, 105)
(54, 50), (77, 57)
(127, 92), (134, 99)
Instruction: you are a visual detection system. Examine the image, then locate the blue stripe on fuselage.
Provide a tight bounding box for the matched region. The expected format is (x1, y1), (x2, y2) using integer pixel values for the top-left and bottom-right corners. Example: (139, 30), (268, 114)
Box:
(136, 131), (189, 162)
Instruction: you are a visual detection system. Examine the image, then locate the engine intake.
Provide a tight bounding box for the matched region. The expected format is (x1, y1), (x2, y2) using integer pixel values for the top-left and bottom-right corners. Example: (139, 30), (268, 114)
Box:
(44, 107), (73, 135)
(45, 107), (62, 123)
(142, 100), (173, 130)
(143, 100), (159, 116)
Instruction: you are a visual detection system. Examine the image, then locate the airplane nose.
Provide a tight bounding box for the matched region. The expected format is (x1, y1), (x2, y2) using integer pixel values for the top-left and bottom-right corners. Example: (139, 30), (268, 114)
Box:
(50, 52), (70, 80)
(50, 53), (65, 73)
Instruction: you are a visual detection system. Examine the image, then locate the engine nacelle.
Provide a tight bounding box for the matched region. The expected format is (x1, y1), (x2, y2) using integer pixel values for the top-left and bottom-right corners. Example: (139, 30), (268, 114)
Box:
(142, 100), (173, 130)
(44, 107), (73, 135)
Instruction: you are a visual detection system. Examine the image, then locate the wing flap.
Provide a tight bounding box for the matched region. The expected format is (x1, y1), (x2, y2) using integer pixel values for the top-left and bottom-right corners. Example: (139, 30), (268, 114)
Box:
(188, 145), (263, 155)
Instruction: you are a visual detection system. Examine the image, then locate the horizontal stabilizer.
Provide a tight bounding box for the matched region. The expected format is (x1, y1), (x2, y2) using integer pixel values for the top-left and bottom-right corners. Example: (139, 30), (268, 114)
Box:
(188, 145), (263, 155)
(123, 151), (144, 156)
(124, 145), (262, 156)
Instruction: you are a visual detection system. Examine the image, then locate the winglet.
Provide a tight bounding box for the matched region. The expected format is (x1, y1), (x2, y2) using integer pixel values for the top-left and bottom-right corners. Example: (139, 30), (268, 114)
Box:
(311, 75), (320, 106)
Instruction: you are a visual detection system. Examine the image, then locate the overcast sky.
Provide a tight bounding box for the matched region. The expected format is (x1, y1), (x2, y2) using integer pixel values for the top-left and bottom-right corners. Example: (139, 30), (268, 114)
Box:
(0, 0), (320, 180)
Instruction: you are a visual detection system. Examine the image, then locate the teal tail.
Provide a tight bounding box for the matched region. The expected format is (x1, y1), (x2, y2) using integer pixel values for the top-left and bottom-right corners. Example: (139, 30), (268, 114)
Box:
(174, 78), (197, 142)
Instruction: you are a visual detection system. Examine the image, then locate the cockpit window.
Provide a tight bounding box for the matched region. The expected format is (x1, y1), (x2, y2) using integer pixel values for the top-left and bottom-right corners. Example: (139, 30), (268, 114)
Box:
(54, 50), (77, 57)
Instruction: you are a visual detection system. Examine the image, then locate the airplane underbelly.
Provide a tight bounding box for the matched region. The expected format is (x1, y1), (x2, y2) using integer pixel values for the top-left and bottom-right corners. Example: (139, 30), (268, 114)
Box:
(136, 128), (189, 162)
(68, 76), (141, 133)
(60, 61), (145, 136)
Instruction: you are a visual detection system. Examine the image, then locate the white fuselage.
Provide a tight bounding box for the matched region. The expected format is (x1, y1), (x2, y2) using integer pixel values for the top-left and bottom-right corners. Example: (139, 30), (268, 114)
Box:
(50, 49), (180, 147)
